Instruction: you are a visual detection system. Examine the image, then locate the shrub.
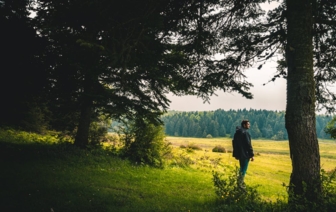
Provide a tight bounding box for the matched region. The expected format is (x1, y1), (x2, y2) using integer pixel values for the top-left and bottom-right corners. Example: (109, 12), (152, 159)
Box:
(119, 118), (172, 168)
(88, 122), (108, 146)
(105, 133), (119, 144)
(286, 168), (336, 212)
(213, 168), (261, 204)
(212, 167), (336, 212)
(187, 143), (202, 150)
(69, 115), (112, 146)
(325, 116), (336, 139)
(322, 168), (336, 210)
(213, 168), (287, 212)
(206, 134), (212, 138)
(170, 150), (195, 167)
(179, 144), (187, 149)
(179, 143), (202, 153)
(212, 145), (226, 153)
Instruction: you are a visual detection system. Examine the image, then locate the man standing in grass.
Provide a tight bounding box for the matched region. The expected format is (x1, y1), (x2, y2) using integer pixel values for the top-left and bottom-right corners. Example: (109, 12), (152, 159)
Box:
(232, 119), (254, 189)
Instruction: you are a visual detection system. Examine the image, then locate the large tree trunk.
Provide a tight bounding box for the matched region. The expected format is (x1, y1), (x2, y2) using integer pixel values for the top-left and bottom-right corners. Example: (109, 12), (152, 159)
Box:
(285, 0), (321, 203)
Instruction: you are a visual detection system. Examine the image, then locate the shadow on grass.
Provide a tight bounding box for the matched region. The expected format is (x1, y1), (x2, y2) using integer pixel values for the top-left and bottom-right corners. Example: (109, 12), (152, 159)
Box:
(0, 141), (218, 212)
(0, 141), (112, 212)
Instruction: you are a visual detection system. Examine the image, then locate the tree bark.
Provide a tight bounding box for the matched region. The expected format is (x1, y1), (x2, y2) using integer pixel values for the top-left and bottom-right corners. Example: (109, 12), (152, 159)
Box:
(74, 76), (93, 148)
(74, 99), (92, 148)
(285, 0), (321, 202)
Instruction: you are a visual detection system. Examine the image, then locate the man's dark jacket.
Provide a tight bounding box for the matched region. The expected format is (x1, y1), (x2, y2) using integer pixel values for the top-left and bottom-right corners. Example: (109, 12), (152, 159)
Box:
(232, 126), (254, 160)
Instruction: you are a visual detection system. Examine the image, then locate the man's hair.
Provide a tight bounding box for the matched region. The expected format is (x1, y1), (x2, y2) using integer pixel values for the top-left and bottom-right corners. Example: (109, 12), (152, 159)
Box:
(241, 120), (249, 127)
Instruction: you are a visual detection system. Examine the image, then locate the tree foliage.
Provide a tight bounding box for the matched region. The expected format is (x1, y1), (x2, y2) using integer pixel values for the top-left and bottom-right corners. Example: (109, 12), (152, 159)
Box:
(325, 116), (336, 139)
(0, 0), (49, 132)
(28, 0), (257, 147)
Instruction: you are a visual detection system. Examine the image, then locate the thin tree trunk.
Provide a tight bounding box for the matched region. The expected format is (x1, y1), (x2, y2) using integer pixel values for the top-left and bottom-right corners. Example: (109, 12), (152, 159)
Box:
(74, 98), (92, 148)
(74, 76), (93, 148)
(285, 0), (321, 203)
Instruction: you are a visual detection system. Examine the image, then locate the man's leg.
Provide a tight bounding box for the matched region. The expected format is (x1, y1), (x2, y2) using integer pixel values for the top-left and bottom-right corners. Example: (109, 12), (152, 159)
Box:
(239, 158), (250, 176)
(238, 158), (250, 189)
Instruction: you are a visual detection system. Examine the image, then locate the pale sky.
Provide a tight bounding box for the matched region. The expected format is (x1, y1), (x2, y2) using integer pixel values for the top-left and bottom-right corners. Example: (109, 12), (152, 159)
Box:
(167, 2), (287, 112)
(167, 61), (287, 112)
(167, 1), (336, 113)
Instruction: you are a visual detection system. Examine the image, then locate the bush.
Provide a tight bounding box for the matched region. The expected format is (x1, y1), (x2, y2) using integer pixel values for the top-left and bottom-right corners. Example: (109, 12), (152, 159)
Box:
(187, 143), (202, 150)
(206, 134), (212, 138)
(170, 150), (195, 167)
(286, 168), (336, 212)
(212, 167), (336, 212)
(325, 116), (336, 139)
(90, 116), (113, 145)
(213, 168), (287, 212)
(322, 168), (336, 210)
(213, 168), (261, 204)
(88, 122), (108, 146)
(179, 143), (202, 152)
(212, 145), (226, 153)
(119, 118), (172, 168)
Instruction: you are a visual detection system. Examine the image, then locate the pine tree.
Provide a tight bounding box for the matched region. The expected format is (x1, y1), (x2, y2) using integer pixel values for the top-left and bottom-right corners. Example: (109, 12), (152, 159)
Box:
(262, 124), (274, 139)
(251, 122), (262, 138)
(219, 124), (226, 137)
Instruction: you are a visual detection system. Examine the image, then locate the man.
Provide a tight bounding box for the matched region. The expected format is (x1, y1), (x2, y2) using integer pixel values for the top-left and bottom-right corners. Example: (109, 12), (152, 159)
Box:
(232, 119), (254, 189)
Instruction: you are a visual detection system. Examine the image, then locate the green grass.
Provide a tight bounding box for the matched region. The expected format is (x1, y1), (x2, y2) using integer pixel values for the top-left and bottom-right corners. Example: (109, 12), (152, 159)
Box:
(166, 136), (336, 201)
(0, 130), (218, 212)
(0, 130), (335, 211)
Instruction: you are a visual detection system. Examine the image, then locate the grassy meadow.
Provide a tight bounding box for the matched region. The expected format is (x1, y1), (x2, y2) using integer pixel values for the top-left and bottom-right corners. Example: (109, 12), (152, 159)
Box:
(167, 137), (336, 201)
(0, 129), (335, 211)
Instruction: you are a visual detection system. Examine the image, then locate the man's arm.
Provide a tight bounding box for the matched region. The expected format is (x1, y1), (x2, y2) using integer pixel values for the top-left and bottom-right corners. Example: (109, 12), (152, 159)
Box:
(242, 131), (254, 158)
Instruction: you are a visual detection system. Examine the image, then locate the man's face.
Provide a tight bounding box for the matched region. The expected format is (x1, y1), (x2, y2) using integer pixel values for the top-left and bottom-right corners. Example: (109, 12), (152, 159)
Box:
(244, 122), (250, 129)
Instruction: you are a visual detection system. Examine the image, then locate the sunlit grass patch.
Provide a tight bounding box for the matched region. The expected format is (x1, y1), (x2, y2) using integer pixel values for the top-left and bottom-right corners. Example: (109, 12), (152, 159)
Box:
(166, 136), (336, 202)
(0, 128), (62, 144)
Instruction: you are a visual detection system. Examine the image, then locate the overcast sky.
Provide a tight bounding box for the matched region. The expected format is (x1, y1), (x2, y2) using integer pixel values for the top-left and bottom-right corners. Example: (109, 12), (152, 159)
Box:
(167, 2), (288, 112)
(167, 1), (336, 113)
(167, 61), (287, 112)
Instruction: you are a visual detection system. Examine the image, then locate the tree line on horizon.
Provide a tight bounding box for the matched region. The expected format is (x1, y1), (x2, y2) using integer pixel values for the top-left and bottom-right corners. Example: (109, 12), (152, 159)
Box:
(161, 109), (332, 140)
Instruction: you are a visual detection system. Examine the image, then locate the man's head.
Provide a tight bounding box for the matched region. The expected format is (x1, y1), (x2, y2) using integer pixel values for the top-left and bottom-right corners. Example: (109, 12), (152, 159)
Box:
(241, 120), (250, 129)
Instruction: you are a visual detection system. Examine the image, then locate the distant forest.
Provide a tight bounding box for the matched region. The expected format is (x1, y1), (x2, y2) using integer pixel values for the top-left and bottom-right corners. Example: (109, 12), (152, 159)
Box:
(161, 109), (333, 140)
